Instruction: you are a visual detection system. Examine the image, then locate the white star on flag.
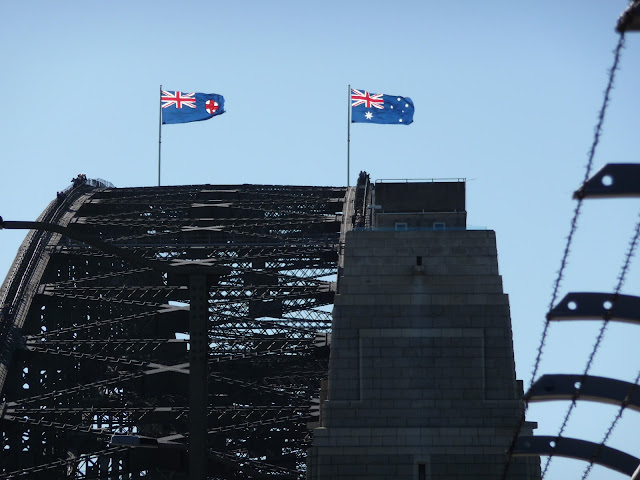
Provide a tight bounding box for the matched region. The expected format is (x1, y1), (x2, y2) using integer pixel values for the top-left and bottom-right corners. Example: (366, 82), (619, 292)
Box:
(365, 111), (373, 120)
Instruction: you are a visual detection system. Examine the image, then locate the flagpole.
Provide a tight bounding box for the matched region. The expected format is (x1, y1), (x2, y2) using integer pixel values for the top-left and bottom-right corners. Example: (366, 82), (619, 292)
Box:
(347, 84), (351, 187)
(158, 85), (162, 187)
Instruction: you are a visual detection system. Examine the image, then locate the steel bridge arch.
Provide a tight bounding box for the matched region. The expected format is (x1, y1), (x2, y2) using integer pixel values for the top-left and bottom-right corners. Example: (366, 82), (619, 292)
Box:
(0, 178), (357, 479)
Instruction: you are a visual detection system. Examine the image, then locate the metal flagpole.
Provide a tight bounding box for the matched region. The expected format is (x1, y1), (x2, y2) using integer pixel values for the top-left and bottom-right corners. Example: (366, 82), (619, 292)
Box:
(347, 84), (351, 187)
(158, 85), (162, 187)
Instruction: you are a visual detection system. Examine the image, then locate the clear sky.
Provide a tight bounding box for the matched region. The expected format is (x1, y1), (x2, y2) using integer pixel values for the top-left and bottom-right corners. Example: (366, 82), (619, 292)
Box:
(2, 1), (640, 479)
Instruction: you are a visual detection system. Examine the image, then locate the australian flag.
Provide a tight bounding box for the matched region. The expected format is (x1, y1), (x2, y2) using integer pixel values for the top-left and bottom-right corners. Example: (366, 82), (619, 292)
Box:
(351, 88), (414, 125)
(161, 90), (225, 125)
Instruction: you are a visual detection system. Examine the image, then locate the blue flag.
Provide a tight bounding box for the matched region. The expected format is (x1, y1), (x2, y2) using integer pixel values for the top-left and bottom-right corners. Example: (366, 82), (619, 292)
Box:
(351, 88), (414, 125)
(161, 90), (225, 125)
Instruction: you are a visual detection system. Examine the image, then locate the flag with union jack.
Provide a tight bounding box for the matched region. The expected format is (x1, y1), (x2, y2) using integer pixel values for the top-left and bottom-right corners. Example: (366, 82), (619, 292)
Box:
(161, 90), (225, 124)
(350, 88), (413, 125)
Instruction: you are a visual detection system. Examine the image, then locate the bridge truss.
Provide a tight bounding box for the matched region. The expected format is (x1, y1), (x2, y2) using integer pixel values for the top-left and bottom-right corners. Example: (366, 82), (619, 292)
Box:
(0, 181), (349, 479)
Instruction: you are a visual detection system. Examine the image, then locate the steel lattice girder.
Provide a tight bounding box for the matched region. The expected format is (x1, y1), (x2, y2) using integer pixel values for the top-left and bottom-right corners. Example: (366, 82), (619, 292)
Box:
(0, 182), (347, 479)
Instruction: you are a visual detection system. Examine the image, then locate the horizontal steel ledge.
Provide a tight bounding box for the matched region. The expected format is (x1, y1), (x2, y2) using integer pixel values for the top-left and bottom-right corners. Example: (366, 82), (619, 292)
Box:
(528, 374), (640, 412)
(513, 436), (640, 475)
(0, 220), (228, 275)
(111, 434), (159, 448)
(574, 164), (640, 199)
(548, 292), (640, 324)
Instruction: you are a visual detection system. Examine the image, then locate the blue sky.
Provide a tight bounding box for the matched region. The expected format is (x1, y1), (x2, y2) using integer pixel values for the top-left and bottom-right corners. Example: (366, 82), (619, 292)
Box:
(2, 1), (640, 478)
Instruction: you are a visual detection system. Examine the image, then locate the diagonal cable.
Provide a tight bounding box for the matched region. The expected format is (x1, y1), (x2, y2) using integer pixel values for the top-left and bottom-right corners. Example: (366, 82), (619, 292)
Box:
(542, 200), (640, 478)
(577, 212), (640, 480)
(502, 30), (626, 480)
(580, 368), (640, 480)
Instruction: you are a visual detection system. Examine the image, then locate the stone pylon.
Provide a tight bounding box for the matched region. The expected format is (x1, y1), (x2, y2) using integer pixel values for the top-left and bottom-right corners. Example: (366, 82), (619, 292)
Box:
(307, 181), (540, 480)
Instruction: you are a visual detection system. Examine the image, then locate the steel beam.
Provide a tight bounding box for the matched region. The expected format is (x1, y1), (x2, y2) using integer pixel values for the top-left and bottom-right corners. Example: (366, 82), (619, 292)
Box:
(188, 273), (209, 480)
(548, 292), (640, 324)
(574, 163), (640, 199)
(528, 374), (640, 411)
(618, 0), (640, 32)
(513, 436), (640, 476)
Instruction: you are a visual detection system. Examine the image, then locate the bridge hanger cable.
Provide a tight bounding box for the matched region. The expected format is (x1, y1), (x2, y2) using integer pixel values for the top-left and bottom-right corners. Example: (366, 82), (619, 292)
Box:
(536, 30), (627, 392)
(580, 368), (640, 479)
(541, 208), (640, 478)
(576, 212), (640, 480)
(501, 30), (626, 480)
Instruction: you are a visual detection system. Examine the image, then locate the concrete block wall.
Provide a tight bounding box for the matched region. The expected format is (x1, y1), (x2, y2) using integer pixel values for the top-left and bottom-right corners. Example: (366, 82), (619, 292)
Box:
(306, 230), (540, 480)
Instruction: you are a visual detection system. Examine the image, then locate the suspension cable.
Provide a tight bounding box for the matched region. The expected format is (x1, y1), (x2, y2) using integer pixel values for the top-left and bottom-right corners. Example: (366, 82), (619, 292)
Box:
(501, 30), (626, 480)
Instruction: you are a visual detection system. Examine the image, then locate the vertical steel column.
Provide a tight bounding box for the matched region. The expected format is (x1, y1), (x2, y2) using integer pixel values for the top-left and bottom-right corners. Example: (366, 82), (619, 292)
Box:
(189, 273), (209, 480)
